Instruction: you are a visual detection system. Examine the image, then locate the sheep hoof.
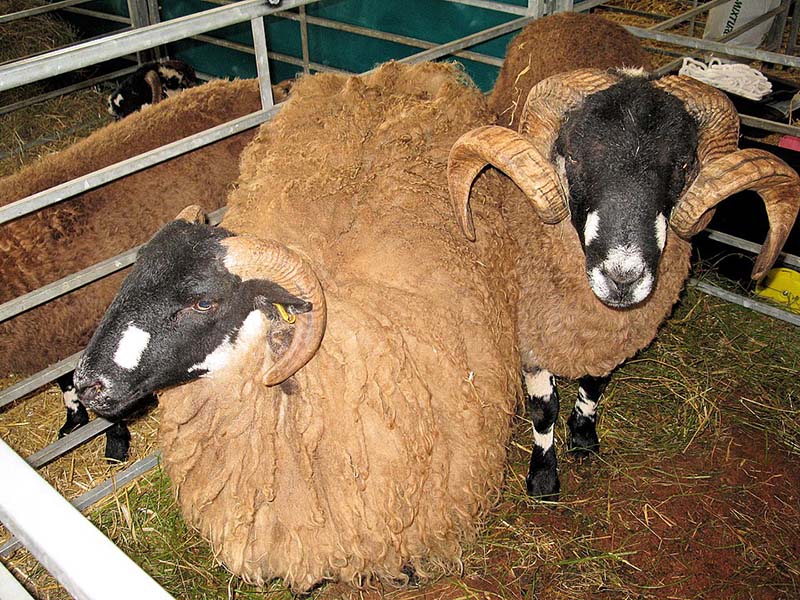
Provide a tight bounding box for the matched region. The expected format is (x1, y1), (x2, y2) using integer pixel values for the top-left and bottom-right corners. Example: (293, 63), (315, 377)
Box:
(58, 403), (89, 437)
(567, 409), (599, 458)
(104, 422), (131, 463)
(525, 451), (560, 501)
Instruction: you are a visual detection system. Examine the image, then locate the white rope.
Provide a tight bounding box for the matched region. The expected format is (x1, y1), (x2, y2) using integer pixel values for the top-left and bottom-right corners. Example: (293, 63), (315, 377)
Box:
(678, 57), (772, 101)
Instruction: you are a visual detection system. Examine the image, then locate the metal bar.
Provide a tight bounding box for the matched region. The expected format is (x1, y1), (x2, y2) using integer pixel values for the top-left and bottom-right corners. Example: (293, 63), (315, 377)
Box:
(703, 229), (800, 269)
(0, 439), (173, 600)
(650, 0), (729, 32)
(0, 353), (81, 410)
(0, 205), (225, 325)
(397, 16), (531, 65)
(0, 561), (35, 600)
(62, 6), (131, 24)
(127, 0), (151, 65)
(0, 107), (277, 226)
(0, 0), (318, 92)
(251, 16), (274, 109)
(278, 12), (504, 67)
(689, 279), (800, 326)
(625, 25), (800, 68)
(27, 418), (114, 469)
(299, 5), (310, 75)
(789, 0), (800, 55)
(0, 67), (137, 116)
(0, 452), (162, 559)
(145, 0), (166, 60)
(0, 0), (91, 24)
(740, 114), (800, 137)
(573, 0), (613, 12)
(442, 0), (527, 16)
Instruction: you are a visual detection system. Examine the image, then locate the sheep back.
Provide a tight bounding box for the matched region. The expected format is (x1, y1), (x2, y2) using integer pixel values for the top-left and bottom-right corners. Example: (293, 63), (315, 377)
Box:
(489, 12), (652, 127)
(0, 79), (260, 376)
(505, 199), (691, 378)
(157, 61), (520, 591)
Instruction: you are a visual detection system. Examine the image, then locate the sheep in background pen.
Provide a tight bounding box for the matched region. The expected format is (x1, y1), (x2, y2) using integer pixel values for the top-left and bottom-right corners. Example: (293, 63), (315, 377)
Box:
(450, 55), (800, 499)
(107, 59), (199, 120)
(0, 78), (274, 460)
(72, 62), (520, 591)
(488, 12), (651, 127)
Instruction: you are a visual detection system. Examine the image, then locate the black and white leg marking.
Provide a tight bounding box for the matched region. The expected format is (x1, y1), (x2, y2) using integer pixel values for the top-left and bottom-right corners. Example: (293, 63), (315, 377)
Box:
(524, 367), (560, 500)
(57, 373), (89, 438)
(567, 374), (610, 457)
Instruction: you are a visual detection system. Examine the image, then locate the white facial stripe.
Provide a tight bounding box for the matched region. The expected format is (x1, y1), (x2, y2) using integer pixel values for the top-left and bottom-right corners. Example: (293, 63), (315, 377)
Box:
(584, 211), (600, 245)
(189, 311), (265, 375)
(112, 93), (123, 107)
(524, 369), (554, 399)
(618, 66), (647, 78)
(655, 213), (668, 251)
(533, 425), (554, 453)
(113, 325), (151, 370)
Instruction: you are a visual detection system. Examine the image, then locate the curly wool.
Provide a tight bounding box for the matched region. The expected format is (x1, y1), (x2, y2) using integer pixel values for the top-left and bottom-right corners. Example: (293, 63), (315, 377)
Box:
(158, 62), (520, 592)
(0, 79), (261, 376)
(503, 199), (691, 378)
(489, 12), (652, 127)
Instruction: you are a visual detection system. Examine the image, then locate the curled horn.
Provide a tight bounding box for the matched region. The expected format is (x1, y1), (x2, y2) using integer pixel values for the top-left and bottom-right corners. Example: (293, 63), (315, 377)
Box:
(144, 70), (164, 104)
(448, 69), (617, 240)
(519, 68), (619, 153)
(175, 204), (206, 224)
(222, 236), (327, 385)
(449, 126), (569, 240)
(671, 149), (800, 280)
(657, 75), (800, 279)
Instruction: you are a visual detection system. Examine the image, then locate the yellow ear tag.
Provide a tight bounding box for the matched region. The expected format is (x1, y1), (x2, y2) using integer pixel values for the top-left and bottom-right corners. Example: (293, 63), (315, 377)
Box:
(273, 303), (297, 324)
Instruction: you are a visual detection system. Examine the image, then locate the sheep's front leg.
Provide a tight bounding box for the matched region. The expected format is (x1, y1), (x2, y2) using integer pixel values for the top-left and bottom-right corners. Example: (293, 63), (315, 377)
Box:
(567, 374), (610, 457)
(523, 366), (560, 500)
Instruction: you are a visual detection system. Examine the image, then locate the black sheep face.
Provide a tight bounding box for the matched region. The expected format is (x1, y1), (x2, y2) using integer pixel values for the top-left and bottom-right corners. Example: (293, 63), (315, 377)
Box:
(555, 77), (699, 308)
(74, 221), (308, 419)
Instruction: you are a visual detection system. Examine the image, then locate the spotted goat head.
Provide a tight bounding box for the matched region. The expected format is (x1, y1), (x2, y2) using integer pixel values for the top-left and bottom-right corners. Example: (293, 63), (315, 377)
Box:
(74, 206), (326, 418)
(449, 69), (800, 308)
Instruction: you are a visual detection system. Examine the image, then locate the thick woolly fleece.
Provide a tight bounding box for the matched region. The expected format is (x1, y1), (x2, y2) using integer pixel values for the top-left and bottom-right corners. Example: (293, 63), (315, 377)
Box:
(0, 79), (261, 376)
(505, 201), (692, 378)
(489, 12), (652, 127)
(157, 62), (520, 592)
(482, 12), (688, 378)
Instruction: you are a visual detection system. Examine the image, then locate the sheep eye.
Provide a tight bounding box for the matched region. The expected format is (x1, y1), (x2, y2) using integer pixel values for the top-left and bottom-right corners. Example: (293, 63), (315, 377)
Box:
(192, 300), (216, 313)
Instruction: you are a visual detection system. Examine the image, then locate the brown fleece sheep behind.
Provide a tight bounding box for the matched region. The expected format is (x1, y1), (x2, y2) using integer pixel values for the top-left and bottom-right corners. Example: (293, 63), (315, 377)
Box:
(155, 62), (520, 591)
(0, 78), (263, 377)
(489, 12), (651, 127)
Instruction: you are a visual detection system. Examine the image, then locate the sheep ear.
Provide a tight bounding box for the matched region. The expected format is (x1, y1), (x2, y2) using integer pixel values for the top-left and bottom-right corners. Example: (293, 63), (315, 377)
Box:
(174, 205), (207, 224)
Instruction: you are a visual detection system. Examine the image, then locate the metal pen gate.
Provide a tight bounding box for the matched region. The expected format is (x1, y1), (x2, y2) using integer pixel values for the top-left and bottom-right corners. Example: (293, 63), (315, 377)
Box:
(0, 1), (798, 597)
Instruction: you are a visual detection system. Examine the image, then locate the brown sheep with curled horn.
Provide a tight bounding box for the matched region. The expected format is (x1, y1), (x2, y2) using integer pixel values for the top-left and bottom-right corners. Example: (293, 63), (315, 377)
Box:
(449, 67), (800, 499)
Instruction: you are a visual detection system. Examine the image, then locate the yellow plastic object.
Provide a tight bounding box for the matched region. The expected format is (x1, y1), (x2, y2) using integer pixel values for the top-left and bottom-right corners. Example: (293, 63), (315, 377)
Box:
(755, 268), (800, 314)
(273, 303), (297, 324)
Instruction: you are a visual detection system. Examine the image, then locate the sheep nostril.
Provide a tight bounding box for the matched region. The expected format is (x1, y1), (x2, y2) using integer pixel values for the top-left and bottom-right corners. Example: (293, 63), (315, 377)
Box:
(603, 264), (644, 288)
(76, 381), (105, 406)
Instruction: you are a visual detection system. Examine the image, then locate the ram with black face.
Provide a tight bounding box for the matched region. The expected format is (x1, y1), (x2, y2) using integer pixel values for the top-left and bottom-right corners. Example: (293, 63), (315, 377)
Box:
(450, 68), (800, 499)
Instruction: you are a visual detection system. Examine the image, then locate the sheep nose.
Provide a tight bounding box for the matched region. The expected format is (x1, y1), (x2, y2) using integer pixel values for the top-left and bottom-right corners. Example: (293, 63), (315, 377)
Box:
(75, 379), (105, 407)
(602, 263), (644, 289)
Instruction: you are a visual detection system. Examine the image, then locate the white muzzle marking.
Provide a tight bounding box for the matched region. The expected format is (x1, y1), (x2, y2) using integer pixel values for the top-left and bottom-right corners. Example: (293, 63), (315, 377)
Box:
(113, 324), (151, 370)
